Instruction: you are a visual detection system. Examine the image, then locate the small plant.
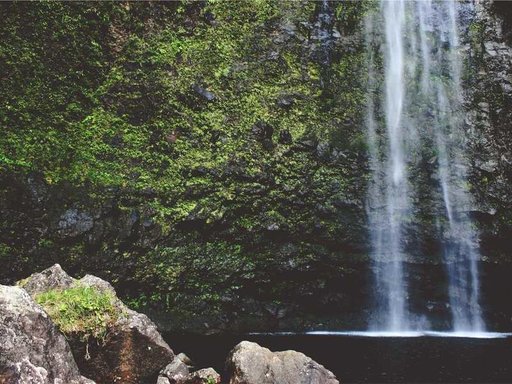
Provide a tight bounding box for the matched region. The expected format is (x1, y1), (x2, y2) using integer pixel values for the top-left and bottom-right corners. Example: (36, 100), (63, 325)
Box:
(35, 284), (119, 343)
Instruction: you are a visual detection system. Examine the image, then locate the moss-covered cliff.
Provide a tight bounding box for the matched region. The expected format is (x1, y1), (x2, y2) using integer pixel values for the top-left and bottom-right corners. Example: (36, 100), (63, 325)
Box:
(0, 1), (371, 332)
(1, 1), (512, 333)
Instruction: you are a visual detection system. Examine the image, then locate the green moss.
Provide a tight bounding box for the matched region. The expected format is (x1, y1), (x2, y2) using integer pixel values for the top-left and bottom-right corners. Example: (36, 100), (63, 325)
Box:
(1, 1), (370, 324)
(0, 243), (10, 259)
(35, 284), (119, 342)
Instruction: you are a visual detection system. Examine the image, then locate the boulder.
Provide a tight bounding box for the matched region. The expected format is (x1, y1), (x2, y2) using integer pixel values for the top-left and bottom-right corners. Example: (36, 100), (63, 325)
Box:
(192, 84), (216, 101)
(159, 358), (220, 384)
(0, 285), (94, 384)
(20, 264), (174, 384)
(160, 357), (189, 383)
(176, 353), (194, 368)
(157, 377), (172, 384)
(226, 341), (339, 384)
(20, 263), (74, 296)
(57, 208), (94, 238)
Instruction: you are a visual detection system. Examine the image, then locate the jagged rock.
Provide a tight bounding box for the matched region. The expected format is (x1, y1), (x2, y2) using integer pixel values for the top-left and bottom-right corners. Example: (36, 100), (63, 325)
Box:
(159, 360), (220, 384)
(20, 265), (174, 384)
(226, 341), (339, 384)
(0, 285), (94, 384)
(20, 263), (74, 296)
(176, 353), (194, 368)
(57, 208), (94, 238)
(251, 121), (274, 140)
(251, 121), (274, 150)
(278, 129), (293, 145)
(79, 274), (117, 296)
(160, 357), (189, 383)
(277, 95), (295, 109)
(192, 84), (216, 101)
(187, 368), (221, 384)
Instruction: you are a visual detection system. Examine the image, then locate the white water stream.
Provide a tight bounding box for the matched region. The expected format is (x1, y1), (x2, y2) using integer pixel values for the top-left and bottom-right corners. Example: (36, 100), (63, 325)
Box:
(366, 0), (484, 332)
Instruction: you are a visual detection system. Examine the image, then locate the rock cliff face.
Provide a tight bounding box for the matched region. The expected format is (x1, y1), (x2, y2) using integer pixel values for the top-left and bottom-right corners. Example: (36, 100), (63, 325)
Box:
(467, 1), (512, 262)
(0, 1), (511, 333)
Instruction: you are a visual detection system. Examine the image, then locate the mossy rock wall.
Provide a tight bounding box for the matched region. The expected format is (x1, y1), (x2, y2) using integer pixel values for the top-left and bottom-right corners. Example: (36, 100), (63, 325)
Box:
(0, 1), (371, 332)
(1, 1), (512, 332)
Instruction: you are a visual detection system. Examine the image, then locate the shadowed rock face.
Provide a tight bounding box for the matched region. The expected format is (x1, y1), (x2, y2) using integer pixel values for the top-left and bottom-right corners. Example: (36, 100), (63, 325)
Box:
(20, 264), (174, 384)
(226, 341), (339, 384)
(0, 285), (94, 384)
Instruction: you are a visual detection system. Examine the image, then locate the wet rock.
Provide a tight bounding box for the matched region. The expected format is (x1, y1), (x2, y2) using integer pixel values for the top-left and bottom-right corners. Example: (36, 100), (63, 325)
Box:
(316, 142), (331, 159)
(159, 362), (220, 384)
(21, 265), (174, 384)
(226, 341), (338, 384)
(192, 84), (216, 101)
(251, 121), (274, 140)
(278, 129), (293, 145)
(57, 208), (94, 238)
(277, 95), (295, 109)
(251, 121), (274, 150)
(0, 285), (94, 384)
(26, 173), (48, 204)
(477, 159), (499, 173)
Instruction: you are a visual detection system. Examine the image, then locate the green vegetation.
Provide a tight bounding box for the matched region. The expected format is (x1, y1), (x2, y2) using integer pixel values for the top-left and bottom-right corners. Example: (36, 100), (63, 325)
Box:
(0, 1), (367, 189)
(35, 284), (119, 342)
(0, 1), (370, 329)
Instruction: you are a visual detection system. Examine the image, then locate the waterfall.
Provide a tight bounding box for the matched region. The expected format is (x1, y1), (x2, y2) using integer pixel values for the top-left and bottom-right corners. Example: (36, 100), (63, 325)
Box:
(366, 0), (411, 332)
(366, 0), (485, 332)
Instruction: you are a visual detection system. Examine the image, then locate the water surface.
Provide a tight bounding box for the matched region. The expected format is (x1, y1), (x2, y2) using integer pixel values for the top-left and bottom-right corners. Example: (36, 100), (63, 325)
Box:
(165, 332), (512, 383)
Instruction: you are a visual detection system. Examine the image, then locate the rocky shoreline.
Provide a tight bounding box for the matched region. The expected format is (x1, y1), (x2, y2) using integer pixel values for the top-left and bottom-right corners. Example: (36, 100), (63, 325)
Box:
(0, 265), (339, 384)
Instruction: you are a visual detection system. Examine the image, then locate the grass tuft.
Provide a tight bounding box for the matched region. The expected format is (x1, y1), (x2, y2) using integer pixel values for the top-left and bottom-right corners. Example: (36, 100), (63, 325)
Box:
(35, 284), (119, 342)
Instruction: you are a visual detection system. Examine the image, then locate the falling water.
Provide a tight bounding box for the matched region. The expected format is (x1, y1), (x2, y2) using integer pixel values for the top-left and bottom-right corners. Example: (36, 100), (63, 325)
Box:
(366, 0), (485, 332)
(366, 0), (411, 332)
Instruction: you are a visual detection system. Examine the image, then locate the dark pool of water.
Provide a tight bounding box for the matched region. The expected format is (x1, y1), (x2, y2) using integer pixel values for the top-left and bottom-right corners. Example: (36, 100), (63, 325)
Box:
(164, 332), (512, 383)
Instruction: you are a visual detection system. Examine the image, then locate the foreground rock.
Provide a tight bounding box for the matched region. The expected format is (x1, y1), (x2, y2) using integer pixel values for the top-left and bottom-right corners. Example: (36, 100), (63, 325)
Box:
(188, 368), (221, 383)
(226, 341), (339, 384)
(0, 285), (94, 384)
(158, 359), (221, 384)
(20, 264), (174, 384)
(159, 358), (189, 383)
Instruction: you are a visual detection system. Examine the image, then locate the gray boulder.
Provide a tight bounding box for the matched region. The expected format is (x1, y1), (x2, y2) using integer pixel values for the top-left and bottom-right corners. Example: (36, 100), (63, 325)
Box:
(0, 285), (94, 384)
(20, 264), (174, 384)
(160, 358), (190, 383)
(57, 208), (94, 238)
(157, 377), (172, 384)
(20, 263), (74, 295)
(159, 358), (221, 384)
(226, 341), (339, 384)
(176, 353), (194, 368)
